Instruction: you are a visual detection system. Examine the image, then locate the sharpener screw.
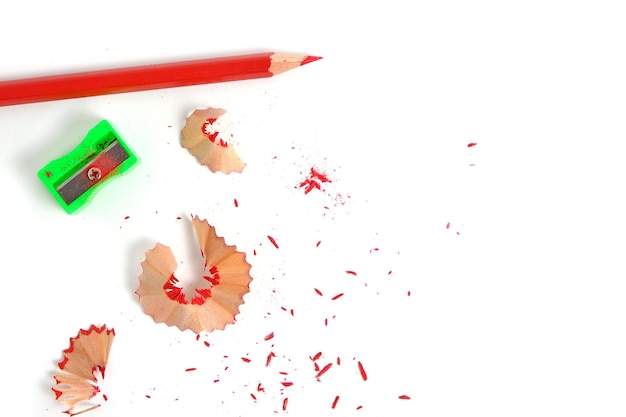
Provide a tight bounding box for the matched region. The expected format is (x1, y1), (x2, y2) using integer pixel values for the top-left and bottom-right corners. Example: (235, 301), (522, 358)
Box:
(87, 167), (102, 181)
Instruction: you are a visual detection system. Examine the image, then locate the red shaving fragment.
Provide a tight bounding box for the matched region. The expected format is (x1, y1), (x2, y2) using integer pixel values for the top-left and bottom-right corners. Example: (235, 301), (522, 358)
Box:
(325, 318), (328, 326)
(331, 293), (344, 300)
(267, 235), (279, 249)
(124, 216), (130, 219)
(103, 395), (108, 401)
(346, 270), (357, 275)
(281, 381), (293, 387)
(408, 291), (411, 296)
(257, 383), (265, 392)
(266, 351), (276, 367)
(399, 395), (411, 400)
(146, 395), (151, 399)
(282, 398), (288, 411)
(196, 334), (200, 341)
(316, 363), (333, 378)
(264, 332), (275, 341)
(356, 405), (363, 410)
(314, 288), (323, 296)
(290, 309), (294, 316)
(337, 357), (341, 365)
(185, 368), (196, 372)
(241, 357), (251, 363)
(250, 393), (257, 400)
(446, 222), (450, 229)
(234, 198), (238, 207)
(311, 167), (331, 183)
(204, 341), (211, 347)
(314, 362), (320, 372)
(332, 395), (340, 409)
(279, 371), (288, 375)
(467, 142), (477, 147)
(312, 352), (322, 361)
(358, 361), (368, 381)
(316, 240), (321, 247)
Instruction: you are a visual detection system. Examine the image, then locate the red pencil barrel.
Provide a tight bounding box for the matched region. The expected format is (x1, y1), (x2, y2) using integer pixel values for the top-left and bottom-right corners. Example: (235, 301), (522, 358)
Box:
(0, 52), (275, 106)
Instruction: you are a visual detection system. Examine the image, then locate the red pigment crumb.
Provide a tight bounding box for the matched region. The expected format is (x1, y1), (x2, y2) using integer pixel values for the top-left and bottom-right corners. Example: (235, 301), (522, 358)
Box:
(316, 363), (333, 378)
(267, 235), (279, 249)
(253, 249), (257, 256)
(124, 216), (130, 219)
(316, 240), (321, 247)
(176, 216), (182, 220)
(251, 393), (257, 400)
(331, 293), (344, 300)
(399, 395), (411, 400)
(282, 397), (288, 411)
(314, 362), (320, 372)
(196, 335), (200, 341)
(388, 270), (392, 275)
(204, 341), (211, 347)
(312, 352), (322, 361)
(213, 379), (219, 383)
(45, 171), (52, 178)
(264, 332), (275, 341)
(234, 198), (238, 207)
(103, 394), (108, 401)
(299, 167), (332, 194)
(467, 142), (478, 147)
(332, 395), (340, 409)
(325, 318), (328, 326)
(346, 270), (357, 275)
(290, 309), (294, 316)
(257, 383), (265, 392)
(185, 368), (196, 372)
(446, 222), (450, 229)
(281, 382), (293, 387)
(146, 395), (151, 399)
(408, 291), (411, 296)
(356, 405), (363, 410)
(241, 357), (251, 363)
(279, 371), (288, 375)
(314, 288), (323, 296)
(358, 361), (368, 381)
(266, 351), (276, 367)
(337, 357), (341, 365)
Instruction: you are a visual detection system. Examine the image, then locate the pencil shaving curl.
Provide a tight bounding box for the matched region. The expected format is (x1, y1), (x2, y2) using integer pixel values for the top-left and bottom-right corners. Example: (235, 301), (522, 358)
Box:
(52, 324), (115, 416)
(136, 215), (252, 334)
(181, 107), (245, 174)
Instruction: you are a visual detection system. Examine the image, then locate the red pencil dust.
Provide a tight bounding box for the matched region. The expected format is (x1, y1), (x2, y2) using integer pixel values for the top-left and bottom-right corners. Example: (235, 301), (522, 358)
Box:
(267, 235), (279, 249)
(0, 53), (322, 107)
(316, 363), (333, 378)
(358, 361), (368, 381)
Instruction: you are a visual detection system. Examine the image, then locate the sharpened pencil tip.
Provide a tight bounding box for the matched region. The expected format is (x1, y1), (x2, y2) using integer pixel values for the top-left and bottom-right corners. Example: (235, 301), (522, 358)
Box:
(301, 55), (323, 66)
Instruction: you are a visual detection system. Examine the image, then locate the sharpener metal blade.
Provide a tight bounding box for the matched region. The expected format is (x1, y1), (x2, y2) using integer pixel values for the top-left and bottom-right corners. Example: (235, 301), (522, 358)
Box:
(56, 140), (130, 205)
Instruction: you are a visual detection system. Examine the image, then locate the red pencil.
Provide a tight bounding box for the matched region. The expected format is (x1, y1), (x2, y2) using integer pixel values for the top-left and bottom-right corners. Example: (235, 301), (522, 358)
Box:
(0, 52), (321, 107)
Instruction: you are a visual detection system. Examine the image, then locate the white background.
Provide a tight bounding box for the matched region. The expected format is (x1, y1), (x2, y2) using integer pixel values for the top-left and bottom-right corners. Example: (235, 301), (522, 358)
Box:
(1, 1), (626, 416)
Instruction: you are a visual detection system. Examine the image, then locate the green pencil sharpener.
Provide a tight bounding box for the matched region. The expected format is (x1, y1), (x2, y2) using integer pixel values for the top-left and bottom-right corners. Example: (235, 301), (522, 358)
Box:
(38, 120), (139, 214)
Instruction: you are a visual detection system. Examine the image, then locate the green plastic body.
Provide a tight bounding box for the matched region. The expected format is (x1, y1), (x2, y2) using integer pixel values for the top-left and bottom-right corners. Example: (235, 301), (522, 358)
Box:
(37, 120), (139, 214)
